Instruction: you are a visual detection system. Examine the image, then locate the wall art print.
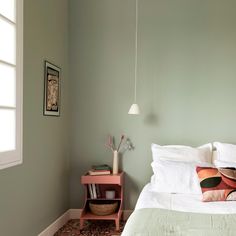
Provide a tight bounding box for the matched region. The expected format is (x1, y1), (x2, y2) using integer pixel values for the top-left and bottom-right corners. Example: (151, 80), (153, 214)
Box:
(44, 61), (61, 116)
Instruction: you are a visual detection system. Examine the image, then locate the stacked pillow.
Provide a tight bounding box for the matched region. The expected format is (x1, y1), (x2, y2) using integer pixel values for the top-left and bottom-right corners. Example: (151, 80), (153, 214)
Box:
(151, 143), (212, 163)
(214, 142), (236, 163)
(150, 142), (236, 202)
(150, 143), (213, 194)
(151, 160), (209, 194)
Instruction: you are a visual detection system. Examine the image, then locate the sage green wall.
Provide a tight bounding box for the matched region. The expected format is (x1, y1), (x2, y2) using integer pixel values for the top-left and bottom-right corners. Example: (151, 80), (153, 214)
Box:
(0, 0), (69, 235)
(69, 0), (236, 209)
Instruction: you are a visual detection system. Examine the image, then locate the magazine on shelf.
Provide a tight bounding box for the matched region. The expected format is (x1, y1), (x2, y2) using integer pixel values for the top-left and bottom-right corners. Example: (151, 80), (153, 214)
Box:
(95, 184), (101, 198)
(88, 184), (94, 199)
(92, 183), (97, 199)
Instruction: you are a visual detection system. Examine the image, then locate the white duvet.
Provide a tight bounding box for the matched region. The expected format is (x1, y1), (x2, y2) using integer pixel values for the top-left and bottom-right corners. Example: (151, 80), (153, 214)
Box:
(135, 183), (236, 214)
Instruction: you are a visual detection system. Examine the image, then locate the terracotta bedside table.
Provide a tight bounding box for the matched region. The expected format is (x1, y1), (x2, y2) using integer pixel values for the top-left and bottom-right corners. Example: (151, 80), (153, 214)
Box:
(80, 172), (124, 230)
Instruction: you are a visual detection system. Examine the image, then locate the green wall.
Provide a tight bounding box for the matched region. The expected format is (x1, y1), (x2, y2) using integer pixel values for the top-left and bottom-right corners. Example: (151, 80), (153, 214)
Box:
(2, 0), (236, 234)
(69, 0), (236, 209)
(0, 0), (69, 235)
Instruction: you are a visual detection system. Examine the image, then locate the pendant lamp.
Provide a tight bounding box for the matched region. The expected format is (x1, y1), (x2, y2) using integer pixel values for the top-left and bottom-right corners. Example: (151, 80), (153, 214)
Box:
(128, 0), (140, 115)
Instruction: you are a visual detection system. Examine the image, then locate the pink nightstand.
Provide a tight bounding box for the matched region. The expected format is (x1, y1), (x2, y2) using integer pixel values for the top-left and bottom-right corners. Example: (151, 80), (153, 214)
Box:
(80, 172), (124, 231)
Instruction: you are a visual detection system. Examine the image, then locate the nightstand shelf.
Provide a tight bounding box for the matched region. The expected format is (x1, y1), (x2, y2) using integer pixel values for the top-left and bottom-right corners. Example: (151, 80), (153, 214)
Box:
(81, 211), (118, 220)
(80, 172), (124, 231)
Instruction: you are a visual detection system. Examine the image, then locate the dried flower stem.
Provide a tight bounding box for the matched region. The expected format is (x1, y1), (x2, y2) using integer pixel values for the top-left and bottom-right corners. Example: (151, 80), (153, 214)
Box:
(106, 135), (114, 152)
(106, 143), (114, 152)
(117, 135), (125, 152)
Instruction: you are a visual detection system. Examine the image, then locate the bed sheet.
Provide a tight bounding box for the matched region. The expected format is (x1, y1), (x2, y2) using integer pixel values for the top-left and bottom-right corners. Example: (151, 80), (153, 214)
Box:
(135, 183), (236, 214)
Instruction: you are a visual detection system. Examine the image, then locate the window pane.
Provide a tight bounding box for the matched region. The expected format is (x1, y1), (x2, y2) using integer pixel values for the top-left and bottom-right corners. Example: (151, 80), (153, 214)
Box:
(0, 0), (15, 22)
(0, 109), (15, 152)
(0, 18), (15, 64)
(0, 63), (15, 107)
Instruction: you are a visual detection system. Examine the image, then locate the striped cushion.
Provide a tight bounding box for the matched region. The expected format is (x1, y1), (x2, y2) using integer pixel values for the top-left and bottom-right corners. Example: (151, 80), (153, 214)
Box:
(196, 166), (236, 202)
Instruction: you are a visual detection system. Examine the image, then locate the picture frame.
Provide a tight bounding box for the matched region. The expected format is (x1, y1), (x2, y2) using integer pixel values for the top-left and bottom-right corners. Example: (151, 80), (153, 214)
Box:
(43, 61), (61, 116)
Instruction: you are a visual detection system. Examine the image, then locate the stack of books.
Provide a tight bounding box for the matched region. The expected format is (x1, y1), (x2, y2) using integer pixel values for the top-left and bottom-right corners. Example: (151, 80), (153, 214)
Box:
(88, 164), (111, 176)
(87, 183), (101, 199)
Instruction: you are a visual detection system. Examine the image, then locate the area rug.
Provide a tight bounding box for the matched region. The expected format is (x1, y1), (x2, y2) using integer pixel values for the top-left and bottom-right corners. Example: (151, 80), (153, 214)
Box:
(54, 219), (125, 236)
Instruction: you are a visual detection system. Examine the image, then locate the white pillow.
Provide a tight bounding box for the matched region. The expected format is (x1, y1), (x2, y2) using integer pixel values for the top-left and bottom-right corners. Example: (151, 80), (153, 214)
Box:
(150, 160), (212, 194)
(214, 142), (236, 162)
(214, 160), (236, 168)
(151, 143), (212, 163)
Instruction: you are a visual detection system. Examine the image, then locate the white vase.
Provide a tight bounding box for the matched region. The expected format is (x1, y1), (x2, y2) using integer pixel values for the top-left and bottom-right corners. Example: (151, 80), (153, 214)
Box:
(112, 150), (118, 174)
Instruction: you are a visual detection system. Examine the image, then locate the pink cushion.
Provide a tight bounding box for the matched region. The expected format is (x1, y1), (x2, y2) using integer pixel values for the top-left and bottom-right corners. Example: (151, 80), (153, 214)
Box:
(196, 166), (236, 202)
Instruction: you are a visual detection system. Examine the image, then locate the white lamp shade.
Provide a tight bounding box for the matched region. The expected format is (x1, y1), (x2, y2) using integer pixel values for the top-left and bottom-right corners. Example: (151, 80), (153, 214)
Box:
(128, 103), (140, 115)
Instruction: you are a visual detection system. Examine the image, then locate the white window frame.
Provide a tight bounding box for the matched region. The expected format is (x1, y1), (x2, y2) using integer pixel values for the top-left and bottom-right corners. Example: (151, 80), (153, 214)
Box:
(0, 0), (23, 169)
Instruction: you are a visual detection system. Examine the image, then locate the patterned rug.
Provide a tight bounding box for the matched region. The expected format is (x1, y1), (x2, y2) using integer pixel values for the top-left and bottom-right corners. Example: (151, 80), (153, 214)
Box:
(54, 219), (125, 236)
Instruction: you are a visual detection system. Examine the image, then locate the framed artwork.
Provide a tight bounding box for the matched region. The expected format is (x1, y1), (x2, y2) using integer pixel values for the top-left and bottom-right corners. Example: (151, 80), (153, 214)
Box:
(44, 61), (61, 116)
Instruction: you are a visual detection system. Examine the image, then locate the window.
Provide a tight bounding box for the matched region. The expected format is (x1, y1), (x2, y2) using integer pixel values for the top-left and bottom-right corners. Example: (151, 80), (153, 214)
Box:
(0, 0), (23, 169)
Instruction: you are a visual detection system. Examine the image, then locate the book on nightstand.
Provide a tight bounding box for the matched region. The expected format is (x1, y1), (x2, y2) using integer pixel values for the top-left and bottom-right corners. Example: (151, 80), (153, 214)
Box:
(88, 169), (111, 175)
(88, 164), (111, 175)
(92, 164), (111, 170)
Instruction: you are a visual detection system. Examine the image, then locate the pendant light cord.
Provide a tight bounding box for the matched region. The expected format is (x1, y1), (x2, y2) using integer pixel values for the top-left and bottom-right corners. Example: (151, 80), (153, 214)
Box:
(134, 0), (138, 103)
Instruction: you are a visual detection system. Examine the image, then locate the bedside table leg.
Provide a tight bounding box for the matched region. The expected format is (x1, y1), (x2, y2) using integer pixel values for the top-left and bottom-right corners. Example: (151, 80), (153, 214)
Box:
(115, 219), (120, 231)
(80, 219), (84, 229)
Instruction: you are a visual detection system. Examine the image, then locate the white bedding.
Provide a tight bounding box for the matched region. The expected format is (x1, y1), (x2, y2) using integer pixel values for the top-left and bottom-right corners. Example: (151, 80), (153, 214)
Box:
(135, 183), (236, 214)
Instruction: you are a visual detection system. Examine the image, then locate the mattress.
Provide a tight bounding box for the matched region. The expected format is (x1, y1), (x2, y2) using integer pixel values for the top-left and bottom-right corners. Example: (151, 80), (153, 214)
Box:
(135, 183), (236, 214)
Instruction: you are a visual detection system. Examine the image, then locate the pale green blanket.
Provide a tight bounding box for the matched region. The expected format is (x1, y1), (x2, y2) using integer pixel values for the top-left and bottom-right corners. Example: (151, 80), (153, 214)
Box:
(122, 208), (236, 236)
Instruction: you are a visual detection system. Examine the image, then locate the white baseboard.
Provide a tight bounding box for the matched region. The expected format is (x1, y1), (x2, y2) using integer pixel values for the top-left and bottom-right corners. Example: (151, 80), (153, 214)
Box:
(69, 208), (82, 219)
(38, 209), (133, 236)
(38, 210), (70, 236)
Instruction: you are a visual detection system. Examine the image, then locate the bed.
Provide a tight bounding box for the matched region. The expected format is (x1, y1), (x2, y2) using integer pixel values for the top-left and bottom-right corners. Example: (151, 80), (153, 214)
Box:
(122, 142), (236, 236)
